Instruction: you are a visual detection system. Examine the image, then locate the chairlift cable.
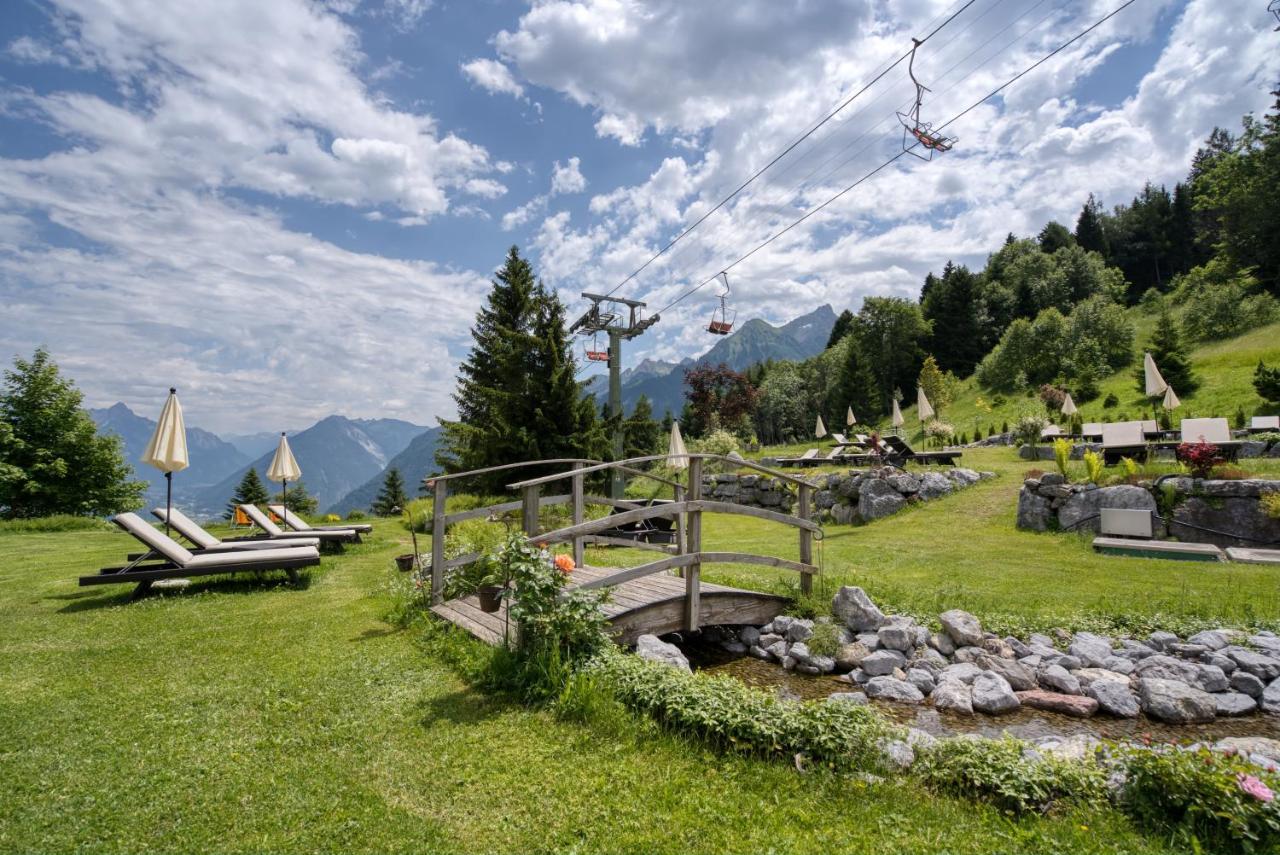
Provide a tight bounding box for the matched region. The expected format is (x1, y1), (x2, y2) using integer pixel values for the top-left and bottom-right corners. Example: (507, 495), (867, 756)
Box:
(629, 0), (1066, 312)
(649, 0), (1141, 319)
(592, 0), (982, 303)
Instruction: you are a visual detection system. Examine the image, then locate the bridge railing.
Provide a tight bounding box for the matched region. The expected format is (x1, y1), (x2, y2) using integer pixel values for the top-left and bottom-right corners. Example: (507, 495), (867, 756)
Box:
(421, 458), (684, 603)
(507, 454), (822, 631)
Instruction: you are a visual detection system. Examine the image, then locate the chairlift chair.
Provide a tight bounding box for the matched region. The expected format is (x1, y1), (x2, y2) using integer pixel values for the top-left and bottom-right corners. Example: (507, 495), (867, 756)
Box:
(1271, 0), (1280, 29)
(707, 271), (736, 336)
(896, 39), (957, 160)
(584, 333), (609, 362)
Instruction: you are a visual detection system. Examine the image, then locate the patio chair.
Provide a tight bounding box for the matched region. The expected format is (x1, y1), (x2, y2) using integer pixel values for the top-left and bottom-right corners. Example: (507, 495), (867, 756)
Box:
(880, 435), (961, 466)
(268, 504), (372, 534)
(151, 507), (320, 552)
(80, 513), (320, 597)
(776, 448), (820, 467)
(1178, 417), (1243, 461)
(1100, 421), (1147, 466)
(238, 504), (361, 546)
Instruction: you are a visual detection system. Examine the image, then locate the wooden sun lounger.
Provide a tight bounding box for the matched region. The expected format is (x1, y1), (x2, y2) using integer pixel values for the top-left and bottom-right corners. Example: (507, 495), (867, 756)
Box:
(1100, 422), (1149, 466)
(776, 448), (820, 467)
(238, 504), (360, 547)
(881, 435), (961, 466)
(1247, 416), (1279, 434)
(268, 504), (373, 534)
(81, 513), (320, 598)
(152, 507), (321, 552)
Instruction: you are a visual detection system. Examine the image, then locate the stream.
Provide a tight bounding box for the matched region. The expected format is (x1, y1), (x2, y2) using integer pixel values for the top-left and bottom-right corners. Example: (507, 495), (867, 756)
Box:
(686, 642), (1280, 744)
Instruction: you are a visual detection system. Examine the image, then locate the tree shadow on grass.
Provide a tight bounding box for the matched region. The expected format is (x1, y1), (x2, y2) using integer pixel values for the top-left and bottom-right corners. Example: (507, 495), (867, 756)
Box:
(416, 688), (513, 727)
(351, 625), (403, 642)
(56, 570), (314, 614)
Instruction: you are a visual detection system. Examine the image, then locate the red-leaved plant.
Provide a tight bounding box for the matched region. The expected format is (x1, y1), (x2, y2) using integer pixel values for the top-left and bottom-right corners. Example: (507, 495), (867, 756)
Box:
(1177, 439), (1224, 478)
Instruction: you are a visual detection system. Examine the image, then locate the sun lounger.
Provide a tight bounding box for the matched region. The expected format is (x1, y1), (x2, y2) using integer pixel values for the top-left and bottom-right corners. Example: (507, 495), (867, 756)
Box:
(268, 504), (373, 534)
(152, 507), (320, 552)
(879, 435), (961, 466)
(1081, 422), (1103, 441)
(1041, 425), (1064, 439)
(776, 448), (820, 467)
(81, 513), (320, 597)
(239, 504), (360, 545)
(1175, 417), (1242, 460)
(1247, 416), (1279, 434)
(1100, 421), (1147, 466)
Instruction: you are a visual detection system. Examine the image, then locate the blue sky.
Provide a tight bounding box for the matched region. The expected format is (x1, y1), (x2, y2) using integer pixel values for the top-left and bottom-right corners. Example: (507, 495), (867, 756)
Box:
(0, 0), (1276, 433)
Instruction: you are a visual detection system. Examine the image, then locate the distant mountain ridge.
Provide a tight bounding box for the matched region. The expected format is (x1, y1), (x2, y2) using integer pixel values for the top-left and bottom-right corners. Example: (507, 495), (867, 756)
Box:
(586, 304), (836, 416)
(89, 403), (248, 507)
(329, 426), (444, 515)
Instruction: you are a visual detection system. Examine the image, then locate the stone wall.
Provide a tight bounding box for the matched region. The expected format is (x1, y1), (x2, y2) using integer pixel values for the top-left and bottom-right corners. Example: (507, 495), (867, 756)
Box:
(702, 467), (995, 525)
(1016, 474), (1280, 546)
(1019, 436), (1280, 461)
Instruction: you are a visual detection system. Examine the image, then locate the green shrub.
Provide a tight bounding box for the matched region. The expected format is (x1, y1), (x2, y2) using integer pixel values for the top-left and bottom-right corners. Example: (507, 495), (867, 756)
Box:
(1082, 450), (1104, 484)
(345, 509), (367, 520)
(1121, 745), (1280, 852)
(589, 649), (892, 771)
(1012, 413), (1049, 447)
(1103, 393), (1119, 408)
(806, 621), (842, 657)
(1052, 438), (1072, 478)
(0, 514), (111, 535)
(916, 736), (1107, 814)
(1261, 492), (1280, 521)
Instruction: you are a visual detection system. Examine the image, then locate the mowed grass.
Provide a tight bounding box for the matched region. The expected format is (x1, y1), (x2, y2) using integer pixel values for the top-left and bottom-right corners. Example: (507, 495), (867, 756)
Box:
(0, 507), (1193, 853)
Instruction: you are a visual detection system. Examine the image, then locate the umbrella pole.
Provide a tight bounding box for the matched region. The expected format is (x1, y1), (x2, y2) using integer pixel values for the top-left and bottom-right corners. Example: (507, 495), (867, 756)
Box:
(164, 471), (172, 537)
(282, 478), (288, 517)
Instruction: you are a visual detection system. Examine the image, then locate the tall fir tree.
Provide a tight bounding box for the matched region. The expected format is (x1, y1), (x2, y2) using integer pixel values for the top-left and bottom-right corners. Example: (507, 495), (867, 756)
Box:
(436, 246), (602, 491)
(920, 261), (986, 377)
(225, 467), (270, 519)
(1074, 193), (1109, 258)
(623, 395), (661, 459)
(0, 347), (144, 518)
(371, 467), (408, 516)
(1135, 307), (1199, 398)
(825, 309), (855, 349)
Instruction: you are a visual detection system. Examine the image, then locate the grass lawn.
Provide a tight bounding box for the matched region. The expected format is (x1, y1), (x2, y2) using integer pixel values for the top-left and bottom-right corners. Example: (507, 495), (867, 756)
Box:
(3, 445), (1279, 852)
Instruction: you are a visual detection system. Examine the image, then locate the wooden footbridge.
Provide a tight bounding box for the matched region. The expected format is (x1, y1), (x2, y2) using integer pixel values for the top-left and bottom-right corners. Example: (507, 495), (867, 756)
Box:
(424, 455), (821, 646)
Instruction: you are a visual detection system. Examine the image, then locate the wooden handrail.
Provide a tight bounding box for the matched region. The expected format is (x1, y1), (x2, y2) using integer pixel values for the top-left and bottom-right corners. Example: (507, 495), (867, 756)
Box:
(531, 499), (820, 546)
(506, 453), (819, 490)
(423, 458), (599, 487)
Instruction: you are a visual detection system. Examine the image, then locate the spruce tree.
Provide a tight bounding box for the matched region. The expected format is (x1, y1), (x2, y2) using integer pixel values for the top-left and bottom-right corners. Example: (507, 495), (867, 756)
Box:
(1074, 193), (1109, 258)
(826, 309), (855, 349)
(921, 262), (986, 377)
(0, 347), (144, 518)
(225, 467), (269, 519)
(1135, 307), (1198, 398)
(371, 467), (408, 516)
(623, 395), (661, 458)
(272, 480), (318, 516)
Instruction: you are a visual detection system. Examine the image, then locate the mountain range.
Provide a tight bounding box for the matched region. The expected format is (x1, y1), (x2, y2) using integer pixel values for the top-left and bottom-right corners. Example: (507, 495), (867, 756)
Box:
(327, 426), (444, 515)
(584, 304), (836, 416)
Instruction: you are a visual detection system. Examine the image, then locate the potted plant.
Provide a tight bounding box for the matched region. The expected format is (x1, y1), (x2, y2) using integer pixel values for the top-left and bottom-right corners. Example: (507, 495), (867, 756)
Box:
(474, 554), (508, 613)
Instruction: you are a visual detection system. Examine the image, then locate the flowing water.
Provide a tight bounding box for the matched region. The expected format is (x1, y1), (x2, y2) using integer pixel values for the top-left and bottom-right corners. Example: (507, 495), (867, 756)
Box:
(686, 642), (1280, 744)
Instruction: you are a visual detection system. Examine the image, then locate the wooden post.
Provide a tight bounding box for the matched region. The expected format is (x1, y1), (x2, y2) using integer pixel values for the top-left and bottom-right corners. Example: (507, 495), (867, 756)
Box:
(673, 482), (687, 558)
(522, 484), (541, 538)
(430, 478), (447, 604)
(684, 457), (702, 631)
(571, 462), (585, 568)
(798, 482), (813, 596)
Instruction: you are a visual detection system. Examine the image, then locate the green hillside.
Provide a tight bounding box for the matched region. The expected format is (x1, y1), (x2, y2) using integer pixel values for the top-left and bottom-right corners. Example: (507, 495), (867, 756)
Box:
(889, 314), (1280, 441)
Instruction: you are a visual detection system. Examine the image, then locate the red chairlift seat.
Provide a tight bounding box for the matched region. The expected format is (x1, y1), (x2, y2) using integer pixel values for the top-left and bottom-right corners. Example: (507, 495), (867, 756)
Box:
(706, 271), (735, 336)
(584, 334), (609, 362)
(896, 39), (956, 161)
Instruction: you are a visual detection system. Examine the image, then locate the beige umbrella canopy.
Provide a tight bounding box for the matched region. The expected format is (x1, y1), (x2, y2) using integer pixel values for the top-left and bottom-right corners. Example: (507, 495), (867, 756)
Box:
(267, 432), (302, 511)
(1061, 393), (1078, 417)
(1162, 384), (1181, 411)
(141, 387), (188, 536)
(1143, 352), (1168, 397)
(666, 421), (688, 470)
(891, 398), (905, 429)
(815, 414), (827, 439)
(846, 406), (856, 427)
(917, 387), (935, 421)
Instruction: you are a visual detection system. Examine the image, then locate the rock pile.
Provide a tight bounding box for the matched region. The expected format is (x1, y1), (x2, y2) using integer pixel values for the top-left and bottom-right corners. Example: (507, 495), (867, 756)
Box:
(700, 473), (796, 513)
(813, 467), (996, 525)
(710, 587), (1280, 724)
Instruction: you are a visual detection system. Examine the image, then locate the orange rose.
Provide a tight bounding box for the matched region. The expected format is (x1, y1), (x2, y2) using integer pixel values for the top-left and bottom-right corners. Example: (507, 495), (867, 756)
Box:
(554, 554), (575, 574)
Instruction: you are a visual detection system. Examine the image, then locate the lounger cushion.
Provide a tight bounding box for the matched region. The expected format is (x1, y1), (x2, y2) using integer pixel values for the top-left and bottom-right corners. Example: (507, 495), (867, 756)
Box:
(114, 513), (194, 565)
(186, 545), (319, 568)
(153, 507), (219, 549)
(1251, 416), (1280, 430)
(1181, 417), (1232, 444)
(1101, 422), (1144, 448)
(269, 505), (372, 533)
(1082, 422), (1103, 436)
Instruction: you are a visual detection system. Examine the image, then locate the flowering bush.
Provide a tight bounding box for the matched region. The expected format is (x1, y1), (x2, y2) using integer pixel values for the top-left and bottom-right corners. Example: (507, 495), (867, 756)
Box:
(1177, 439), (1225, 478)
(1039, 384), (1067, 414)
(923, 419), (954, 442)
(1012, 413), (1049, 447)
(497, 533), (609, 661)
(1121, 745), (1280, 851)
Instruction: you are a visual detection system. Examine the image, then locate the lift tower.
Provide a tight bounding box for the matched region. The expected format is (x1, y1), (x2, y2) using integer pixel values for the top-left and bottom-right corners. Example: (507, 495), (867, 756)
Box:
(569, 293), (659, 498)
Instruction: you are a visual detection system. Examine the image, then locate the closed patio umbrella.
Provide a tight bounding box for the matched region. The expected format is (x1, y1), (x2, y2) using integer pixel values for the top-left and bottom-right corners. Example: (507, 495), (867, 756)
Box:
(666, 421), (688, 470)
(1061, 393), (1077, 417)
(141, 387), (188, 537)
(846, 406), (856, 427)
(815, 414), (827, 439)
(891, 398), (904, 429)
(917, 387), (935, 421)
(1143, 352), (1168, 397)
(267, 432), (302, 514)
(1162, 384), (1180, 411)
